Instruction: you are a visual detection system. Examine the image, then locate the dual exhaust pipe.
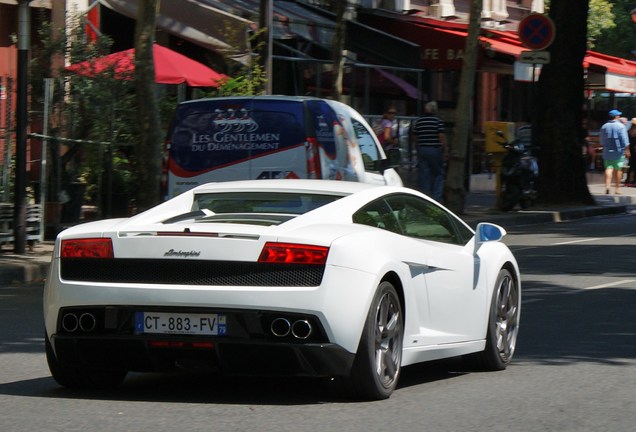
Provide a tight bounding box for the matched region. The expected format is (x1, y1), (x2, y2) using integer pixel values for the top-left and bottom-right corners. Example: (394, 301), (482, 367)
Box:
(62, 312), (312, 339)
(270, 318), (313, 340)
(61, 312), (96, 333)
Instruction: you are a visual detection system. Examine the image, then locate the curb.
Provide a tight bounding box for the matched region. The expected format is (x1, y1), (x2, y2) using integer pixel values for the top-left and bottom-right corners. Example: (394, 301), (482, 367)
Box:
(461, 203), (628, 228)
(0, 258), (50, 285)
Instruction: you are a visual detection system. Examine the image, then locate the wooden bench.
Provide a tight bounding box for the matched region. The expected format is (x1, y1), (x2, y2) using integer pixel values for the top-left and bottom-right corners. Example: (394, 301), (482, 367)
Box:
(0, 203), (43, 250)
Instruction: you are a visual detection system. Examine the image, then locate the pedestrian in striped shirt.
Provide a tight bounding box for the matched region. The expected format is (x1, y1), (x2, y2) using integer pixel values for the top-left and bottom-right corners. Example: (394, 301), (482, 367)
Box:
(410, 101), (448, 202)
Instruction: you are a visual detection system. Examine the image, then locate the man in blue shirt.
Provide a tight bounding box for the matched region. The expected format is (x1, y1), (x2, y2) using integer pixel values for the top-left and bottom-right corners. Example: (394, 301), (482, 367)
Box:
(600, 109), (629, 195)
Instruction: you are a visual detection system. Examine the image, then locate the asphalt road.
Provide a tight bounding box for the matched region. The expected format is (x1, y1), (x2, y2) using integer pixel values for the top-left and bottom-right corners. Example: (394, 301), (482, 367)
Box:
(1, 210), (635, 432)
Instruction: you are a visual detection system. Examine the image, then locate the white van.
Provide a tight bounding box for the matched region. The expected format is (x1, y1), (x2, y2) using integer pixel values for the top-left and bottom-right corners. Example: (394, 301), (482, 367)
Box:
(164, 96), (402, 198)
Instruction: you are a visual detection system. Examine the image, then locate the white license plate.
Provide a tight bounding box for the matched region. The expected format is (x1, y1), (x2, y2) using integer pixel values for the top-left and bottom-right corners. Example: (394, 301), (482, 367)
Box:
(134, 312), (227, 335)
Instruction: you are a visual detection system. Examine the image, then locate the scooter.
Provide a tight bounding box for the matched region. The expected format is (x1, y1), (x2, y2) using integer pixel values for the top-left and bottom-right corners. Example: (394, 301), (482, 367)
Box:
(497, 131), (539, 212)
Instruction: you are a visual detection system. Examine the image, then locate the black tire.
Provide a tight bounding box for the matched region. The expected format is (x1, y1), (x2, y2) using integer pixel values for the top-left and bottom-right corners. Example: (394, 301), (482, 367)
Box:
(464, 269), (520, 371)
(45, 333), (127, 388)
(342, 281), (403, 400)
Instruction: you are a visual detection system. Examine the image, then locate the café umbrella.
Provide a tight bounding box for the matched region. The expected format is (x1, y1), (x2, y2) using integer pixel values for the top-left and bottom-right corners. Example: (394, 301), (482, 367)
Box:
(65, 43), (227, 87)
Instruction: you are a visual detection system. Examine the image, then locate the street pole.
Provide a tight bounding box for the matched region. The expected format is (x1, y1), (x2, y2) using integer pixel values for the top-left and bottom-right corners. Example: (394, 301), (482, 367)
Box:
(40, 78), (53, 239)
(259, 0), (272, 95)
(14, 0), (31, 254)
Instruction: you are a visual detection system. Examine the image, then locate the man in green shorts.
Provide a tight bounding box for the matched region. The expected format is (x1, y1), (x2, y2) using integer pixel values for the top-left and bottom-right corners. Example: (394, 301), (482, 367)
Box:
(600, 109), (629, 194)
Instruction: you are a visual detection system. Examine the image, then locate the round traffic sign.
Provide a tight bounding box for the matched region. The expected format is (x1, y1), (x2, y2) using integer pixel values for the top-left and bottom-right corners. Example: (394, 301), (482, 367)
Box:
(518, 13), (555, 50)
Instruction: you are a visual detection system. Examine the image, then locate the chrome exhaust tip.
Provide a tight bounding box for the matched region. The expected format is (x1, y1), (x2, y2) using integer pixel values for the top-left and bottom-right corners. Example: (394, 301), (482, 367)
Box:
(291, 320), (312, 340)
(270, 318), (291, 337)
(61, 313), (79, 333)
(79, 313), (97, 332)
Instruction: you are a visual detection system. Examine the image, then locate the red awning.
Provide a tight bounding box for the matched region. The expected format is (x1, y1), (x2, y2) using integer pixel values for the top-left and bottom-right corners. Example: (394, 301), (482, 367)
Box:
(584, 51), (636, 93)
(357, 12), (525, 70)
(358, 11), (636, 93)
(65, 44), (228, 87)
(480, 30), (526, 57)
(356, 13), (466, 69)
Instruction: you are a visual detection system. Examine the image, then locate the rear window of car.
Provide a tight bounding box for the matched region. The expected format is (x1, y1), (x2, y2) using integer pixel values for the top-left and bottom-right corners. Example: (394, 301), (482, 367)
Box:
(193, 192), (343, 215)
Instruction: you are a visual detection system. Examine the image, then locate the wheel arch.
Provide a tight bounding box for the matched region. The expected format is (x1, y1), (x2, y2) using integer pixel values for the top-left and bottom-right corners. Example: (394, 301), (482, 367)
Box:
(381, 271), (406, 326)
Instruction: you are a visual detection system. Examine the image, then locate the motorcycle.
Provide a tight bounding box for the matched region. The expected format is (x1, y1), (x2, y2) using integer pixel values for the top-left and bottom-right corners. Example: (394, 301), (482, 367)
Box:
(497, 130), (539, 212)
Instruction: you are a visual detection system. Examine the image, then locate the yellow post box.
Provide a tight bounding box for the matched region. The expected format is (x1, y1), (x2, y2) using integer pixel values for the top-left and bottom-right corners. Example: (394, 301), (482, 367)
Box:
(484, 122), (515, 206)
(484, 121), (515, 153)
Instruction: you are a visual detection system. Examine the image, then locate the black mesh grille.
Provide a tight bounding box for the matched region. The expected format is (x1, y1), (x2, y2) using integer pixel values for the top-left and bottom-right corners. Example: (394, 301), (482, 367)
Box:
(60, 258), (325, 286)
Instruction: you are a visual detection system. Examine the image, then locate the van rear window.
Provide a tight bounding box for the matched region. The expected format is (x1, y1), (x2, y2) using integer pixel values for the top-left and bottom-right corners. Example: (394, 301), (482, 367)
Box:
(169, 99), (306, 172)
(306, 100), (337, 157)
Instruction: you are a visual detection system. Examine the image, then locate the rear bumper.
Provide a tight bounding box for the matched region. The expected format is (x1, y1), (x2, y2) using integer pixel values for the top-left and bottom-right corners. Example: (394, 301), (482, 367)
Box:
(51, 335), (355, 377)
(48, 304), (355, 377)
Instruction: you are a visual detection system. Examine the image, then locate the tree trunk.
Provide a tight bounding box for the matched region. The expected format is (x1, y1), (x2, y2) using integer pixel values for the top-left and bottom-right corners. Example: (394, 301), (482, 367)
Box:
(134, 0), (162, 212)
(445, 0), (482, 214)
(332, 0), (346, 101)
(533, 0), (594, 205)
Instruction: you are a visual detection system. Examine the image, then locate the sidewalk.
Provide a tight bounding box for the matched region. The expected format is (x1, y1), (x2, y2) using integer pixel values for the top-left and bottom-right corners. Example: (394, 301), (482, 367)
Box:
(1, 171), (634, 285)
(461, 171), (636, 226)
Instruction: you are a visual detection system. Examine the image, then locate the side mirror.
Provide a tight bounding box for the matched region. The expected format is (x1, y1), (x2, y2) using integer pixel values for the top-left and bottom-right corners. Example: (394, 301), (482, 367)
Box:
(474, 223), (506, 252)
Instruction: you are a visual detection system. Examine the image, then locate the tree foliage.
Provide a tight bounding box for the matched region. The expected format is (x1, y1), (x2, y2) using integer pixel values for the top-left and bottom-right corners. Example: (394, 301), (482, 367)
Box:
(30, 13), (135, 209)
(587, 0), (616, 49)
(550, 0), (636, 57)
(592, 0), (636, 58)
(29, 10), (178, 217)
(214, 27), (267, 96)
(217, 62), (267, 96)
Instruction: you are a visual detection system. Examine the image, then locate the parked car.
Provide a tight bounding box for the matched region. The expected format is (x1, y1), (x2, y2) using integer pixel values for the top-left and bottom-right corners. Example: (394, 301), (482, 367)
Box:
(163, 96), (402, 198)
(44, 179), (520, 400)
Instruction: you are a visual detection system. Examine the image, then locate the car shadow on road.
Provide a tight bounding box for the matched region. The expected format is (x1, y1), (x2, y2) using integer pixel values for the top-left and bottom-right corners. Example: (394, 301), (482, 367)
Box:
(0, 360), (469, 405)
(0, 372), (348, 405)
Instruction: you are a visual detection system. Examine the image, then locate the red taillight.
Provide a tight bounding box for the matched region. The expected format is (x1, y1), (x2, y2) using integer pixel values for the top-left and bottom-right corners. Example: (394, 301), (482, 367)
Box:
(258, 242), (329, 265)
(61, 238), (114, 258)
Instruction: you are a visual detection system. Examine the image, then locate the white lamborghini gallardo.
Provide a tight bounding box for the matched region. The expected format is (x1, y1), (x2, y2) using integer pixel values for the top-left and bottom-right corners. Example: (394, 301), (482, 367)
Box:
(43, 179), (521, 400)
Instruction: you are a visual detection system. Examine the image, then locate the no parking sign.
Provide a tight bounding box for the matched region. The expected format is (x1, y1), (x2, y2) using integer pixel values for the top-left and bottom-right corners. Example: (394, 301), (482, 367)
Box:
(518, 13), (556, 51)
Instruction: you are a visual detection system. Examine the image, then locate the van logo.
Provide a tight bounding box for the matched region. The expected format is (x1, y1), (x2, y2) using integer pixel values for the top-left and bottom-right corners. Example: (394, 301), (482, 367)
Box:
(317, 115), (328, 131)
(213, 108), (259, 133)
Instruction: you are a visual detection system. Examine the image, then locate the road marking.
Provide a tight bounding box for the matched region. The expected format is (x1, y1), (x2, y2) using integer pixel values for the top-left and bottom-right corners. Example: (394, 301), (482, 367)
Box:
(566, 280), (636, 294)
(522, 298), (543, 304)
(510, 246), (540, 251)
(552, 238), (600, 246)
(585, 280), (636, 289)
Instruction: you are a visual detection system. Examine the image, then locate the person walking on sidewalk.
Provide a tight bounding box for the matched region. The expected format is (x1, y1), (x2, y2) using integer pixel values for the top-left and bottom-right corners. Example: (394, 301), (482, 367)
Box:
(377, 106), (398, 150)
(411, 101), (448, 201)
(600, 109), (629, 195)
(626, 118), (636, 186)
